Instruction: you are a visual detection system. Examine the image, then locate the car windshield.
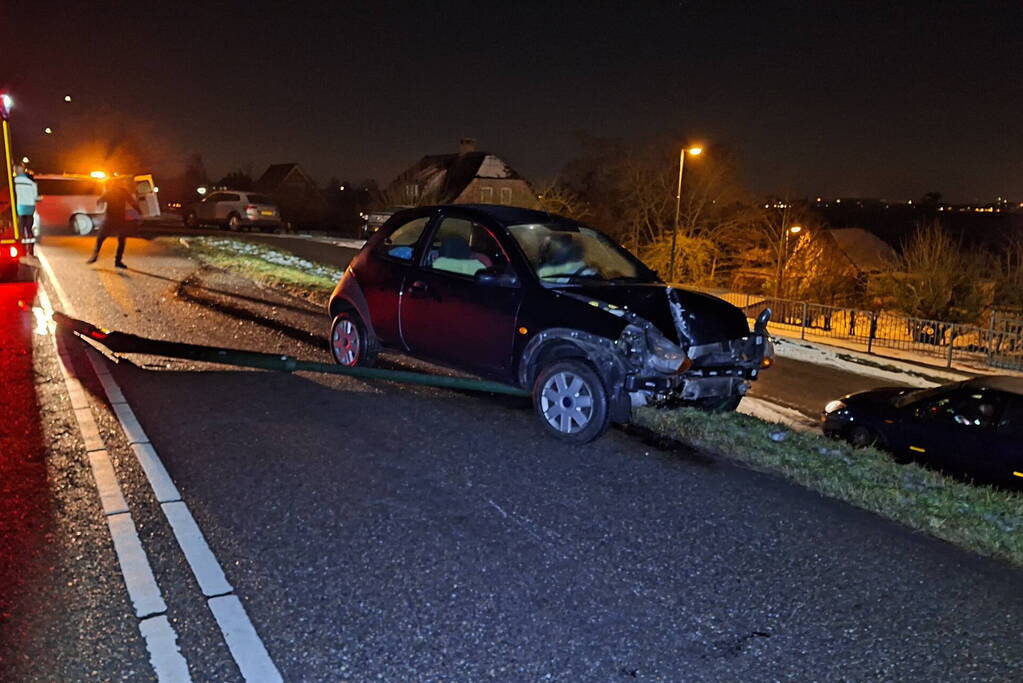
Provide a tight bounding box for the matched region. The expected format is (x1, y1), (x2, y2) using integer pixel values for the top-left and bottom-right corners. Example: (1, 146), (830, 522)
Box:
(892, 382), (963, 408)
(507, 222), (657, 285)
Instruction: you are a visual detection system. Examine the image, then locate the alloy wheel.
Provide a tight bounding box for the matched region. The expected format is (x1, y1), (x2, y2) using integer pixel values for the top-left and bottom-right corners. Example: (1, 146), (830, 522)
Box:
(331, 318), (360, 366)
(539, 371), (594, 434)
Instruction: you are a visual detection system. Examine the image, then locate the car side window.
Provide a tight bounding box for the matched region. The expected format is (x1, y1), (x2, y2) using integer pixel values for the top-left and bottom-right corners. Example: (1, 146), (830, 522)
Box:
(374, 216), (430, 262)
(917, 390), (1002, 428)
(222, 193), (241, 202)
(424, 217), (509, 278)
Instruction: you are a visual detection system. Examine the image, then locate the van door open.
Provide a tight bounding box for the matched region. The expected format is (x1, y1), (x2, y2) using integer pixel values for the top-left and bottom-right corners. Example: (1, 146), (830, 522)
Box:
(133, 174), (161, 218)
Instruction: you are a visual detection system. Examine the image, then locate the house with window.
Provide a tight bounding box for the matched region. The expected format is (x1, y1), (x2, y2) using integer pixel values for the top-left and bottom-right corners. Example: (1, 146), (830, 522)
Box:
(256, 162), (326, 226)
(384, 139), (540, 210)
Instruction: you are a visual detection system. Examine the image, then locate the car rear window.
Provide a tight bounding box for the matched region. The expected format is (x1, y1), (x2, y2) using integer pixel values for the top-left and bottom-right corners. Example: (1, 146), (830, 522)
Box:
(247, 194), (273, 204)
(37, 178), (103, 196)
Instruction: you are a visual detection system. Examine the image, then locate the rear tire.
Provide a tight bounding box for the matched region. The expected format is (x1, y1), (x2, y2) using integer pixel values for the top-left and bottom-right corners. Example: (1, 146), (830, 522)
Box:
(329, 311), (377, 367)
(532, 359), (610, 443)
(70, 213), (94, 235)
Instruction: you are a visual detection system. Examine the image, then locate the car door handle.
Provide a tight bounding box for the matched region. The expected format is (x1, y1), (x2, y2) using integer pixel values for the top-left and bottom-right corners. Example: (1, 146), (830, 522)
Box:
(408, 280), (428, 299)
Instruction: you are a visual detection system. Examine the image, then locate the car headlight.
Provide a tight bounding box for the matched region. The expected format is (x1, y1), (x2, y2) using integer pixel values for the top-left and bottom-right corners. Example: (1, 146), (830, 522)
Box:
(646, 328), (689, 374)
(824, 399), (847, 414)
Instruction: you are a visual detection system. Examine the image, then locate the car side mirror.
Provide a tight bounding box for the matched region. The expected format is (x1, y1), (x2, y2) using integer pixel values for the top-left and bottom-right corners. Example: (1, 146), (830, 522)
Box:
(475, 267), (519, 288)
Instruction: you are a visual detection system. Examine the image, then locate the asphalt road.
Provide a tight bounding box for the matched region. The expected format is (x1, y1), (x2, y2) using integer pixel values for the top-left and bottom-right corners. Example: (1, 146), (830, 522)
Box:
(6, 232), (1023, 680)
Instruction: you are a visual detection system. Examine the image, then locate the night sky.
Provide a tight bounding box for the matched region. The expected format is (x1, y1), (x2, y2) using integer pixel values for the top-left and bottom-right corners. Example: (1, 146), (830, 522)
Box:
(4, 1), (1021, 201)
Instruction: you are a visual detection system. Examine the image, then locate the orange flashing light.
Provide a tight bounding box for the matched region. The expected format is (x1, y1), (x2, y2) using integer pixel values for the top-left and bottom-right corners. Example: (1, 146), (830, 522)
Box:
(518, 327), (528, 335)
(909, 446), (926, 453)
(1013, 471), (1023, 479)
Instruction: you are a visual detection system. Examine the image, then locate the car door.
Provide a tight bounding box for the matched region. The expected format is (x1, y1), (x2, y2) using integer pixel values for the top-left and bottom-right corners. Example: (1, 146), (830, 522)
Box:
(217, 193), (241, 222)
(987, 393), (1023, 486)
(198, 193), (220, 221)
(360, 213), (434, 345)
(399, 212), (523, 379)
(133, 175), (160, 218)
(898, 388), (1005, 479)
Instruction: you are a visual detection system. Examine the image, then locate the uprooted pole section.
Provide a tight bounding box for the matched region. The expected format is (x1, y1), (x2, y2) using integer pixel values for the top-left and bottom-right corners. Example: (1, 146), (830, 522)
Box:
(53, 312), (530, 398)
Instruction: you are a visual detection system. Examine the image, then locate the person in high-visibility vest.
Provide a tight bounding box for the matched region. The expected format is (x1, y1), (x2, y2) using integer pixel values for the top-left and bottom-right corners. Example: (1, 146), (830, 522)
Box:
(13, 164), (38, 255)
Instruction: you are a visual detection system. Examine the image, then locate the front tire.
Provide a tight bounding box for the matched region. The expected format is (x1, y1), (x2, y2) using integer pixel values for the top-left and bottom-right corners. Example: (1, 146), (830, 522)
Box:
(329, 311), (377, 367)
(532, 359), (610, 443)
(847, 424), (885, 450)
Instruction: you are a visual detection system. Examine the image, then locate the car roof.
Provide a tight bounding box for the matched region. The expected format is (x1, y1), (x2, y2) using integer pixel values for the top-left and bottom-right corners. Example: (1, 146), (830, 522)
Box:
(423, 203), (564, 226)
(964, 375), (1023, 396)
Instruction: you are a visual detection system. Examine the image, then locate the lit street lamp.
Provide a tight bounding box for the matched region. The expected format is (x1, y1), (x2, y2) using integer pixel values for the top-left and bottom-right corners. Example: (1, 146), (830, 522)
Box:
(775, 224), (803, 298)
(668, 146), (703, 282)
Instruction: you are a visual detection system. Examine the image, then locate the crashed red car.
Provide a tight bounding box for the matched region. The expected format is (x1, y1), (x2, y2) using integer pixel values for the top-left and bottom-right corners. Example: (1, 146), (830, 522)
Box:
(328, 204), (772, 442)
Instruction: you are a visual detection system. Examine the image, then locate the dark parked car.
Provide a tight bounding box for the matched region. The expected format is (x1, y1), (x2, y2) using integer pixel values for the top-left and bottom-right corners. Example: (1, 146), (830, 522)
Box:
(822, 376), (1023, 488)
(328, 205), (773, 442)
(360, 208), (402, 239)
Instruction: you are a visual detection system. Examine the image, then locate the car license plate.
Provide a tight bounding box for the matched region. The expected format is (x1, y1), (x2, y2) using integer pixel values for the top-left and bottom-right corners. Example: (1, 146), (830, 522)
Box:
(260, 210), (274, 216)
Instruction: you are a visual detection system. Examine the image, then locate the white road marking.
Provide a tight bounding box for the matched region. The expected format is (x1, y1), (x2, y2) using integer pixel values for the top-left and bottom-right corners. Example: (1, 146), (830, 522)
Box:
(94, 366), (127, 402)
(208, 596), (283, 683)
(131, 444), (182, 503)
(72, 406), (106, 452)
(36, 248), (78, 317)
(107, 512), (168, 618)
(139, 615), (192, 682)
(161, 502), (233, 597)
(41, 245), (280, 679)
(88, 451), (130, 515)
(37, 253), (193, 680)
(111, 401), (150, 445)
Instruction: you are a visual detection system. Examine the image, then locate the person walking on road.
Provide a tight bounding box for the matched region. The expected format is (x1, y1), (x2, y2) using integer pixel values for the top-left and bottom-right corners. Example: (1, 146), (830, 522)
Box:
(13, 164), (38, 255)
(87, 177), (139, 268)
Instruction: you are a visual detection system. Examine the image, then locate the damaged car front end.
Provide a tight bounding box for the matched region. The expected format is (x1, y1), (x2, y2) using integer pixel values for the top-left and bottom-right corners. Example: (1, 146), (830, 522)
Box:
(520, 285), (773, 419)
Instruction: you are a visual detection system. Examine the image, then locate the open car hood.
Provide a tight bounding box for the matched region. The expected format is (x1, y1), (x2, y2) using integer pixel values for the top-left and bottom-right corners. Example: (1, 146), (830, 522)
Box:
(557, 283), (750, 346)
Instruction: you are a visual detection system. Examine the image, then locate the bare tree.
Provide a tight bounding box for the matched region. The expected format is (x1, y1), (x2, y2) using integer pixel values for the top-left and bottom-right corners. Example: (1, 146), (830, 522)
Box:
(536, 177), (592, 221)
(875, 221), (987, 322)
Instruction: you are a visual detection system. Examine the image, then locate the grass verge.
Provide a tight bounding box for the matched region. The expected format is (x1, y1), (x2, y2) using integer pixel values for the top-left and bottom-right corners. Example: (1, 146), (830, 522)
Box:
(163, 236), (340, 302)
(635, 406), (1023, 566)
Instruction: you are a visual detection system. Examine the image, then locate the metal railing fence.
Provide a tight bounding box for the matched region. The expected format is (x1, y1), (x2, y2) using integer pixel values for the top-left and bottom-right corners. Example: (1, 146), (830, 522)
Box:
(692, 288), (1023, 371)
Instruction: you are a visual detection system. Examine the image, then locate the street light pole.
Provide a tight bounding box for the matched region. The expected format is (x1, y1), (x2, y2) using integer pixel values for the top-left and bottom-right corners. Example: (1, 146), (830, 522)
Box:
(668, 146), (701, 283)
(775, 224), (802, 298)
